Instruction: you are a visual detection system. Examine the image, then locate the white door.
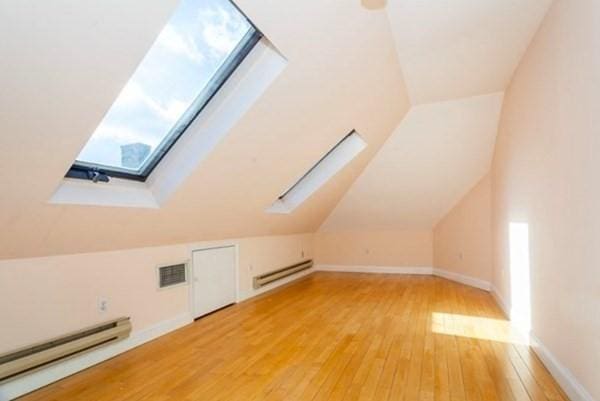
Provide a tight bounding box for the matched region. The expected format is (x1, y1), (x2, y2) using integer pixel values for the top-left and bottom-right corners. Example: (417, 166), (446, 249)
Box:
(192, 246), (237, 318)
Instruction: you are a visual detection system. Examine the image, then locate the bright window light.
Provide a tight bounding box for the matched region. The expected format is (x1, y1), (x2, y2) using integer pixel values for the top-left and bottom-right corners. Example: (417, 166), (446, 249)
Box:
(509, 222), (532, 332)
(267, 130), (367, 214)
(430, 312), (528, 345)
(67, 0), (260, 182)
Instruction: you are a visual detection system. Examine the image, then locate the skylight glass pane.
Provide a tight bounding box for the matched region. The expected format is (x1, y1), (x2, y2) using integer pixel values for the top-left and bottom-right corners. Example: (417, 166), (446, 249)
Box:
(75, 0), (253, 175)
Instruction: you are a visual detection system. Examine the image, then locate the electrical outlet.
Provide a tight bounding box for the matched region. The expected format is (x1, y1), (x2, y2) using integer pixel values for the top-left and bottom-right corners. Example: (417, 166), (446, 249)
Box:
(248, 264), (253, 271)
(301, 250), (305, 258)
(98, 297), (108, 313)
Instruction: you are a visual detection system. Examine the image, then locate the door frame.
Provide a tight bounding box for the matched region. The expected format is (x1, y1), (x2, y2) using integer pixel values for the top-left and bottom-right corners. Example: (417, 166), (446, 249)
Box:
(189, 244), (239, 319)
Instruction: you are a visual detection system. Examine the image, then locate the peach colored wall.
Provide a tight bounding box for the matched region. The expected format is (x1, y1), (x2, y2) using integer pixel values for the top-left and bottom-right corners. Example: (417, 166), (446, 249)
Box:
(0, 233), (314, 353)
(237, 234), (314, 297)
(0, 1), (409, 261)
(490, 0), (600, 398)
(315, 229), (433, 267)
(433, 174), (492, 282)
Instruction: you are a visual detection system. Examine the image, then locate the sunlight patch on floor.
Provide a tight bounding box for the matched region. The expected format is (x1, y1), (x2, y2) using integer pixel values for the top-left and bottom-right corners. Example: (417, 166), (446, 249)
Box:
(431, 312), (529, 344)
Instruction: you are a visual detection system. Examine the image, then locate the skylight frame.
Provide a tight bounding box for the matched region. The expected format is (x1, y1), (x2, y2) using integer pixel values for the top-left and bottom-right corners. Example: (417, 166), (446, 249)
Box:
(267, 130), (367, 214)
(66, 2), (262, 183)
(277, 131), (358, 201)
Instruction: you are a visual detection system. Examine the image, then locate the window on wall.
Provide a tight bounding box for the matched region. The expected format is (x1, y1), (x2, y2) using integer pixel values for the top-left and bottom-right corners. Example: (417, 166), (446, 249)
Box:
(67, 0), (261, 182)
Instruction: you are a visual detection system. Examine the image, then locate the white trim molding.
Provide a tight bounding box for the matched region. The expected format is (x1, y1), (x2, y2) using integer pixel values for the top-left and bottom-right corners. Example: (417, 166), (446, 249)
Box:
(0, 313), (193, 401)
(243, 264), (491, 301)
(315, 265), (492, 291)
(432, 268), (491, 291)
(480, 285), (595, 401)
(529, 334), (597, 401)
(316, 264), (433, 275)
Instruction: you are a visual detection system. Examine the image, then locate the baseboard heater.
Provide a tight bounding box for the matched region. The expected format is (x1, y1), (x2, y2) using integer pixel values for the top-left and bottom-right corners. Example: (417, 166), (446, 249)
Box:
(0, 317), (131, 383)
(253, 259), (313, 289)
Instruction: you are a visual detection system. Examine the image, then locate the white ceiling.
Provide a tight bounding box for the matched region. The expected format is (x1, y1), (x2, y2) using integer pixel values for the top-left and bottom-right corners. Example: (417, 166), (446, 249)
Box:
(386, 0), (553, 104)
(320, 92), (504, 231)
(318, 0), (554, 233)
(0, 0), (554, 259)
(0, 0), (410, 259)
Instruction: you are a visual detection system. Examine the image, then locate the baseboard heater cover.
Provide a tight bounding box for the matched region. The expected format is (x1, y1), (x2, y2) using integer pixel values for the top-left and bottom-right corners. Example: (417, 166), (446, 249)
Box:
(253, 259), (313, 289)
(0, 317), (131, 383)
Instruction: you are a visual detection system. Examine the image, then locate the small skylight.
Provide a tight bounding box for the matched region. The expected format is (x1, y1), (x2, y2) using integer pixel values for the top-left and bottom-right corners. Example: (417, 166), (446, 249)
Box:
(67, 0), (261, 182)
(267, 130), (367, 214)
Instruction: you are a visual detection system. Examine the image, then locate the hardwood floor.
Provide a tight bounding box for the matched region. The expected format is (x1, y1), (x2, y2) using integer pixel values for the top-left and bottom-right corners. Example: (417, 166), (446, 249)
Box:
(20, 273), (569, 401)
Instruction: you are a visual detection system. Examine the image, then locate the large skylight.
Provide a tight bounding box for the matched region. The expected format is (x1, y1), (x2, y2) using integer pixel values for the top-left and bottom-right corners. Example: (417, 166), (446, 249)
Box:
(68, 0), (260, 182)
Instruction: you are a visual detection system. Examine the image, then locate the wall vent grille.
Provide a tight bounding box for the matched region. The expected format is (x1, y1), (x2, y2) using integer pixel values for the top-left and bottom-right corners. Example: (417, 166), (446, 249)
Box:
(158, 264), (187, 288)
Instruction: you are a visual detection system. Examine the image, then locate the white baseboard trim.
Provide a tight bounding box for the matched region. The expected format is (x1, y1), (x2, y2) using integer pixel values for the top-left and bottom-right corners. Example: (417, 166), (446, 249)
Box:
(315, 265), (492, 291)
(529, 333), (597, 401)
(432, 268), (491, 291)
(483, 286), (596, 401)
(0, 312), (193, 401)
(237, 267), (315, 302)
(316, 264), (433, 275)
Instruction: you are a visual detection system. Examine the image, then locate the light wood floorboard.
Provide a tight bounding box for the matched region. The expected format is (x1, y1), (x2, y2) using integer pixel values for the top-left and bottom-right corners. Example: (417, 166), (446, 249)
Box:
(19, 273), (570, 401)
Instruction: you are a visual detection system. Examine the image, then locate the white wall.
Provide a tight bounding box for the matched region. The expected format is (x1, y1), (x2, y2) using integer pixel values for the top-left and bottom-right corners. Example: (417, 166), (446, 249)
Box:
(0, 233), (314, 354)
(491, 0), (600, 399)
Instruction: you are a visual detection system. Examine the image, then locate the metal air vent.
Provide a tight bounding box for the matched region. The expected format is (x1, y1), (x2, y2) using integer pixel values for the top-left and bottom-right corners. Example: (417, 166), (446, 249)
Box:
(158, 263), (187, 288)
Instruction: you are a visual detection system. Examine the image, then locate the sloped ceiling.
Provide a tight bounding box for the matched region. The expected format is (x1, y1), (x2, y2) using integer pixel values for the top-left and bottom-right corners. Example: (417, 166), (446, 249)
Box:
(0, 0), (554, 259)
(0, 1), (410, 259)
(320, 92), (503, 231)
(320, 0), (552, 233)
(387, 0), (553, 104)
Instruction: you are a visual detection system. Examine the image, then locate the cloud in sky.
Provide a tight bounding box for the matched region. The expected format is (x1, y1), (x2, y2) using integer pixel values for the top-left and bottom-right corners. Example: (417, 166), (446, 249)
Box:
(119, 82), (188, 125)
(200, 5), (250, 57)
(157, 24), (205, 65)
(88, 124), (158, 147)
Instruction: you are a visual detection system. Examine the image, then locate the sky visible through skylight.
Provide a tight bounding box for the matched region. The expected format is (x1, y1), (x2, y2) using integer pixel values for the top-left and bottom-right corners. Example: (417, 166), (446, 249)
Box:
(76, 0), (251, 172)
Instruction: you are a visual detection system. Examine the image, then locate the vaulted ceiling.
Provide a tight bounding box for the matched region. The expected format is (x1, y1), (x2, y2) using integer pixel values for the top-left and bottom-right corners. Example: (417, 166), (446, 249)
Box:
(321, 92), (503, 231)
(386, 0), (553, 105)
(0, 0), (409, 259)
(0, 0), (553, 259)
(321, 0), (553, 232)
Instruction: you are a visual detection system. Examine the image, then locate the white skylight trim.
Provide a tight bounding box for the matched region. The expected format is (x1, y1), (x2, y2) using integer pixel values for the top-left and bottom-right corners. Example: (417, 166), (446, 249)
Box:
(267, 131), (367, 214)
(50, 39), (287, 208)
